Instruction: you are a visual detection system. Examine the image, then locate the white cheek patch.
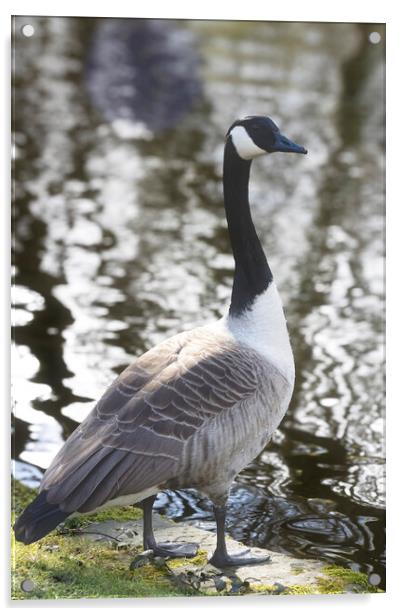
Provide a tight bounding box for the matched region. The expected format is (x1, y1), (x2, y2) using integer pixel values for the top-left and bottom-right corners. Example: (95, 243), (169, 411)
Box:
(230, 125), (266, 160)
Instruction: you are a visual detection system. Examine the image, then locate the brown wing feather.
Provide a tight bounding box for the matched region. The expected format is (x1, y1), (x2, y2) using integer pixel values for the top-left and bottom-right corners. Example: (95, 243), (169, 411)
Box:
(41, 327), (259, 513)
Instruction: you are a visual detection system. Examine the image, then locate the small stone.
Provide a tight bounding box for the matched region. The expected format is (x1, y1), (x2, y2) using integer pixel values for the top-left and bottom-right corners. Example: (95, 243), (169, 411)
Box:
(200, 578), (217, 591)
(214, 577), (227, 591)
(153, 556), (168, 568)
(230, 580), (244, 594)
(201, 563), (221, 575)
(273, 583), (287, 594)
(174, 571), (199, 590)
(181, 570), (201, 590)
(129, 553), (152, 570)
(116, 542), (130, 550)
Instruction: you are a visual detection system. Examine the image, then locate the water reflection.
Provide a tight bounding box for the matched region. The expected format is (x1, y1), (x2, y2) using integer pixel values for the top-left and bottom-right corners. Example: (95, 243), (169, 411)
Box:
(154, 482), (383, 579)
(85, 19), (202, 131)
(12, 17), (385, 587)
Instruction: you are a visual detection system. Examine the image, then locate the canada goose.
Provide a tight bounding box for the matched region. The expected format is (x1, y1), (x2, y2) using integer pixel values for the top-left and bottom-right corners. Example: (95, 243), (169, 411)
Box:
(14, 116), (307, 568)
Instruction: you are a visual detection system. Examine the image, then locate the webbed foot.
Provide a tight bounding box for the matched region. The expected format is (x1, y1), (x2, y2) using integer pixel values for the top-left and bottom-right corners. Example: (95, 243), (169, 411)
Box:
(209, 548), (271, 568)
(150, 541), (199, 559)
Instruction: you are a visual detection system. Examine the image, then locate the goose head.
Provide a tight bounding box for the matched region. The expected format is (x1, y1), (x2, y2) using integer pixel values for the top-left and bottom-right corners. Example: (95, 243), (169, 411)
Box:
(227, 115), (307, 160)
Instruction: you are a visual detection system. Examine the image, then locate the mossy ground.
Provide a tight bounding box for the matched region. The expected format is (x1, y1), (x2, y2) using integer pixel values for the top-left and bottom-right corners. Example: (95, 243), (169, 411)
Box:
(11, 480), (198, 600)
(11, 479), (382, 599)
(167, 551), (209, 569)
(315, 565), (383, 594)
(12, 533), (200, 600)
(250, 565), (383, 595)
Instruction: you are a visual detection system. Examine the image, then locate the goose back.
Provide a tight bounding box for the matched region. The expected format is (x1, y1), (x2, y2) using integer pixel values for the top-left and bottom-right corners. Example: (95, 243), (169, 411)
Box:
(40, 323), (291, 513)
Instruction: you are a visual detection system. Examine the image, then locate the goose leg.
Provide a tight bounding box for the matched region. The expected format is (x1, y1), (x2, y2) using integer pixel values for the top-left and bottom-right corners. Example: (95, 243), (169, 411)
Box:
(209, 504), (270, 568)
(141, 495), (199, 558)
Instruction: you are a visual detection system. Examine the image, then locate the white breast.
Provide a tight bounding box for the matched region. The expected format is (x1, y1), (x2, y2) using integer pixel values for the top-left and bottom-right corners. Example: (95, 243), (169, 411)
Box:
(222, 283), (295, 384)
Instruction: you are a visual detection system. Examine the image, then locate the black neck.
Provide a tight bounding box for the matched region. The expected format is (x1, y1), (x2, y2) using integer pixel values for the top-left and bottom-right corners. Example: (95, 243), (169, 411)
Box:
(223, 137), (273, 317)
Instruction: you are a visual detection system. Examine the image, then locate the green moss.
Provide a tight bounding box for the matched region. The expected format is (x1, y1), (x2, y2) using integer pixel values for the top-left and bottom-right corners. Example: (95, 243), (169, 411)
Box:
(316, 565), (383, 594)
(249, 583), (276, 593)
(11, 479), (197, 600)
(250, 583), (317, 595)
(11, 478), (37, 515)
(286, 585), (317, 595)
(249, 565), (383, 596)
(11, 532), (199, 599)
(63, 506), (143, 530)
(167, 550), (209, 569)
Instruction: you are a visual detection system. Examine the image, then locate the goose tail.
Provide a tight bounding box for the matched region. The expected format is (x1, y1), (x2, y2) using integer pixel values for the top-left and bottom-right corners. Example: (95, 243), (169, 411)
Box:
(13, 491), (70, 545)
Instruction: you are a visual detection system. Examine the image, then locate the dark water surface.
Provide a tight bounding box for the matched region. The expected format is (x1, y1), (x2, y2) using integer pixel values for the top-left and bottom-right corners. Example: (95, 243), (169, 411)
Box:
(12, 17), (385, 587)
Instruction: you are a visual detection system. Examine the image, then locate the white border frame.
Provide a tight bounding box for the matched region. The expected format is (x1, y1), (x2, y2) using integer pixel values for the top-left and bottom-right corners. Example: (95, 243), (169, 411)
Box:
(2, 1), (400, 614)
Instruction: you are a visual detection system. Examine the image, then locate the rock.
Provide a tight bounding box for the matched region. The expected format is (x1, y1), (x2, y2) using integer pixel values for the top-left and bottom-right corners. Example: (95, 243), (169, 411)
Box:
(272, 582), (288, 594)
(214, 577), (227, 591)
(153, 556), (168, 569)
(129, 551), (153, 570)
(75, 513), (331, 594)
(230, 579), (250, 594)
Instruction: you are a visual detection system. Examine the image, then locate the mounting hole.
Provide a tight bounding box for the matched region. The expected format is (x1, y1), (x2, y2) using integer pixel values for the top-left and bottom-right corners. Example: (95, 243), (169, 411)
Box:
(369, 31), (381, 44)
(21, 579), (34, 592)
(21, 24), (35, 38)
(368, 573), (381, 586)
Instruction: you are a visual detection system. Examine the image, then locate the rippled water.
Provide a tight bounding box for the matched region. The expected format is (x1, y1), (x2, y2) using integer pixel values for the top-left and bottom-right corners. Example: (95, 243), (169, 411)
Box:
(12, 17), (385, 587)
